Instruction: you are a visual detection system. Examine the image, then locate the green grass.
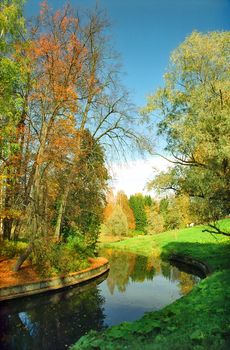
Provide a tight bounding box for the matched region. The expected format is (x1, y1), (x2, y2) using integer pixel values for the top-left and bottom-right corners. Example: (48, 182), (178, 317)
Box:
(71, 219), (230, 350)
(98, 228), (146, 244)
(100, 221), (228, 264)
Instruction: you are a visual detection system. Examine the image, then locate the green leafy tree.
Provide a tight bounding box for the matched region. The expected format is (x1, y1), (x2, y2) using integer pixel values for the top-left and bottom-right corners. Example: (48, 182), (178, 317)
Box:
(129, 194), (147, 231)
(61, 131), (109, 250)
(144, 31), (230, 236)
(164, 194), (192, 230)
(0, 0), (25, 52)
(144, 195), (153, 207)
(0, 0), (26, 240)
(159, 198), (169, 215)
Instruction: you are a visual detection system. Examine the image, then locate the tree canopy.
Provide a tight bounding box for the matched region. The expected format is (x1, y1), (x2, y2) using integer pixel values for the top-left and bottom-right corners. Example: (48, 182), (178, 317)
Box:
(104, 204), (129, 237)
(0, 1), (151, 271)
(143, 31), (230, 236)
(129, 193), (151, 231)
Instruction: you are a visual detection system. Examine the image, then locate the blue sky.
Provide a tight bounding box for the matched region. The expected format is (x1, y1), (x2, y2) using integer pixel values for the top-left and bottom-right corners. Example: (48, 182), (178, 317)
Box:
(25, 0), (230, 194)
(25, 0), (230, 107)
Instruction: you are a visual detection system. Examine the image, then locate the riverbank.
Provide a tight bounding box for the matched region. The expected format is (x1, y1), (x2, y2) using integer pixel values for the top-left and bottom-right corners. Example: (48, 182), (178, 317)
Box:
(0, 257), (109, 301)
(71, 219), (230, 350)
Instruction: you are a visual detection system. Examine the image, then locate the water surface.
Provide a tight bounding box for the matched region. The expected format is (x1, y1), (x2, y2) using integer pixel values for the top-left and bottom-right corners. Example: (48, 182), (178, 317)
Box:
(0, 249), (201, 349)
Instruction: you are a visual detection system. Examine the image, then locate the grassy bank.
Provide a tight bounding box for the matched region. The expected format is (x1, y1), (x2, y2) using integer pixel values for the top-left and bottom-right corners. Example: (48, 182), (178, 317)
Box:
(71, 219), (230, 350)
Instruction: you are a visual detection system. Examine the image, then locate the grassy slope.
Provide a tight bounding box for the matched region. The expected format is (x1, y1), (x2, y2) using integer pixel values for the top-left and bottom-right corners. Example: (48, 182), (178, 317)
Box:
(71, 219), (230, 350)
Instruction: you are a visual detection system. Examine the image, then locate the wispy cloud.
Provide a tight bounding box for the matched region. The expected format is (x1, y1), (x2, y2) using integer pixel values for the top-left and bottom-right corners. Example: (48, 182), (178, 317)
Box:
(109, 156), (171, 196)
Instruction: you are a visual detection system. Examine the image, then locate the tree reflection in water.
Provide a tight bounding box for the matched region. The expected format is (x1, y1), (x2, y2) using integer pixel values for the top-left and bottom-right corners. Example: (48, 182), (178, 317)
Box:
(101, 249), (200, 296)
(0, 250), (201, 350)
(0, 275), (107, 350)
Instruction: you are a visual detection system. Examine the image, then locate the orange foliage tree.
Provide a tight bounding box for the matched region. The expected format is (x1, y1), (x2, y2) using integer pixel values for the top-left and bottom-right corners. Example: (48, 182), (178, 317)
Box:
(103, 190), (136, 230)
(13, 3), (92, 270)
(1, 1), (151, 271)
(116, 191), (136, 229)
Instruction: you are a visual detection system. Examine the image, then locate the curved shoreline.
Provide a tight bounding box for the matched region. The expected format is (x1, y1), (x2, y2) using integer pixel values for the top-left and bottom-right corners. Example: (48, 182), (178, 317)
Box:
(0, 257), (109, 302)
(168, 253), (211, 277)
(71, 223), (230, 350)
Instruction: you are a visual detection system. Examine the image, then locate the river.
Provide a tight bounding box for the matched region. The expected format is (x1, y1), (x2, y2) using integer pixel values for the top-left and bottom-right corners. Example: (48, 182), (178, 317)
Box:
(0, 249), (202, 350)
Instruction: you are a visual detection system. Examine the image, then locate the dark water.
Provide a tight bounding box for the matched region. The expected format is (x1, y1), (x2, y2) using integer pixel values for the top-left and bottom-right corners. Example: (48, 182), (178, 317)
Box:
(0, 249), (201, 350)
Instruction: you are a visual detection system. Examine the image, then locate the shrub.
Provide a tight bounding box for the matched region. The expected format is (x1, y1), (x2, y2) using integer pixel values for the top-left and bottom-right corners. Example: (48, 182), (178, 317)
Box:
(128, 229), (146, 237)
(31, 238), (54, 276)
(0, 240), (28, 259)
(50, 245), (89, 275)
(66, 233), (87, 253)
(31, 236), (90, 277)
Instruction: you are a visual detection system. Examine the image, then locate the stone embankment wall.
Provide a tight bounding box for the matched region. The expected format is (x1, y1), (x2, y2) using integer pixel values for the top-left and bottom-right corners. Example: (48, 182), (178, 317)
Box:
(0, 257), (109, 301)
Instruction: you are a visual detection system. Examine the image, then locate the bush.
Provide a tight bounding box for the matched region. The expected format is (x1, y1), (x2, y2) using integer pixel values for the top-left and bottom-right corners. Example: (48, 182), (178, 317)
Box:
(66, 234), (88, 256)
(31, 238), (54, 276)
(0, 240), (28, 259)
(50, 245), (89, 275)
(31, 237), (89, 277)
(128, 229), (146, 237)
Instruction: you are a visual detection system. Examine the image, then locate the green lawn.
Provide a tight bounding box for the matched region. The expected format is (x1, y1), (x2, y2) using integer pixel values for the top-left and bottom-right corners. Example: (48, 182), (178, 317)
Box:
(71, 219), (230, 350)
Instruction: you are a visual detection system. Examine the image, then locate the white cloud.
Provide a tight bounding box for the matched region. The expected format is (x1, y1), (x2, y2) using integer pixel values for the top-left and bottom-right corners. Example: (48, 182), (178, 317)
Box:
(109, 156), (171, 197)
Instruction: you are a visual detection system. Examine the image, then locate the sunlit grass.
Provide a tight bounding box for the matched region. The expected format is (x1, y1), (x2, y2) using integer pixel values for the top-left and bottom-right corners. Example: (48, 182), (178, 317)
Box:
(101, 219), (229, 264)
(71, 218), (230, 350)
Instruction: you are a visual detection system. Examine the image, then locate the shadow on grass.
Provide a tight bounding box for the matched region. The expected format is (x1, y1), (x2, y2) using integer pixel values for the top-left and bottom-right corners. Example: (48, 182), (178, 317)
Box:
(161, 240), (230, 272)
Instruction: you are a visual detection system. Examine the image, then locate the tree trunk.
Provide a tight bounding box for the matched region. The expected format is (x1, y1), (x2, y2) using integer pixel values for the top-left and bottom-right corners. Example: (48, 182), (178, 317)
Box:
(2, 173), (13, 240)
(53, 132), (82, 240)
(2, 218), (13, 240)
(12, 219), (21, 241)
(28, 122), (48, 235)
(54, 182), (71, 240)
(14, 122), (48, 271)
(13, 244), (33, 272)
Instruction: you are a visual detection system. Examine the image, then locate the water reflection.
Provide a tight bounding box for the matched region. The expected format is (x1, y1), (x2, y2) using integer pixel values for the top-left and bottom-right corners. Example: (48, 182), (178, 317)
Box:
(101, 249), (200, 296)
(0, 250), (201, 350)
(0, 276), (107, 350)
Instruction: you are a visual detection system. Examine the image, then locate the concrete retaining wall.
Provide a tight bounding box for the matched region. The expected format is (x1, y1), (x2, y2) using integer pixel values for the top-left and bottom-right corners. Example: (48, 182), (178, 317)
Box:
(0, 257), (109, 301)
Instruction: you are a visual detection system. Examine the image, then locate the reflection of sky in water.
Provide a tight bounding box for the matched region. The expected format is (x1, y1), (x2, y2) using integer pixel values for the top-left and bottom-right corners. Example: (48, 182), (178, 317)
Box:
(18, 312), (38, 336)
(0, 250), (201, 350)
(99, 275), (181, 326)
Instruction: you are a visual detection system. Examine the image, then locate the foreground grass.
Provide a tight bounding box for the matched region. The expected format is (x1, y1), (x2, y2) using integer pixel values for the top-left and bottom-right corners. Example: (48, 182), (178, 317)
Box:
(71, 219), (230, 350)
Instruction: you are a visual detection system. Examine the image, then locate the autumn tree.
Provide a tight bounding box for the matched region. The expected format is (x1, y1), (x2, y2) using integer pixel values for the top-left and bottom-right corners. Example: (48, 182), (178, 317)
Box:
(12, 3), (90, 270)
(144, 31), (230, 236)
(146, 194), (192, 234)
(1, 1), (151, 271)
(102, 191), (135, 235)
(116, 191), (136, 229)
(104, 205), (128, 237)
(146, 202), (165, 234)
(103, 202), (115, 222)
(37, 3), (148, 243)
